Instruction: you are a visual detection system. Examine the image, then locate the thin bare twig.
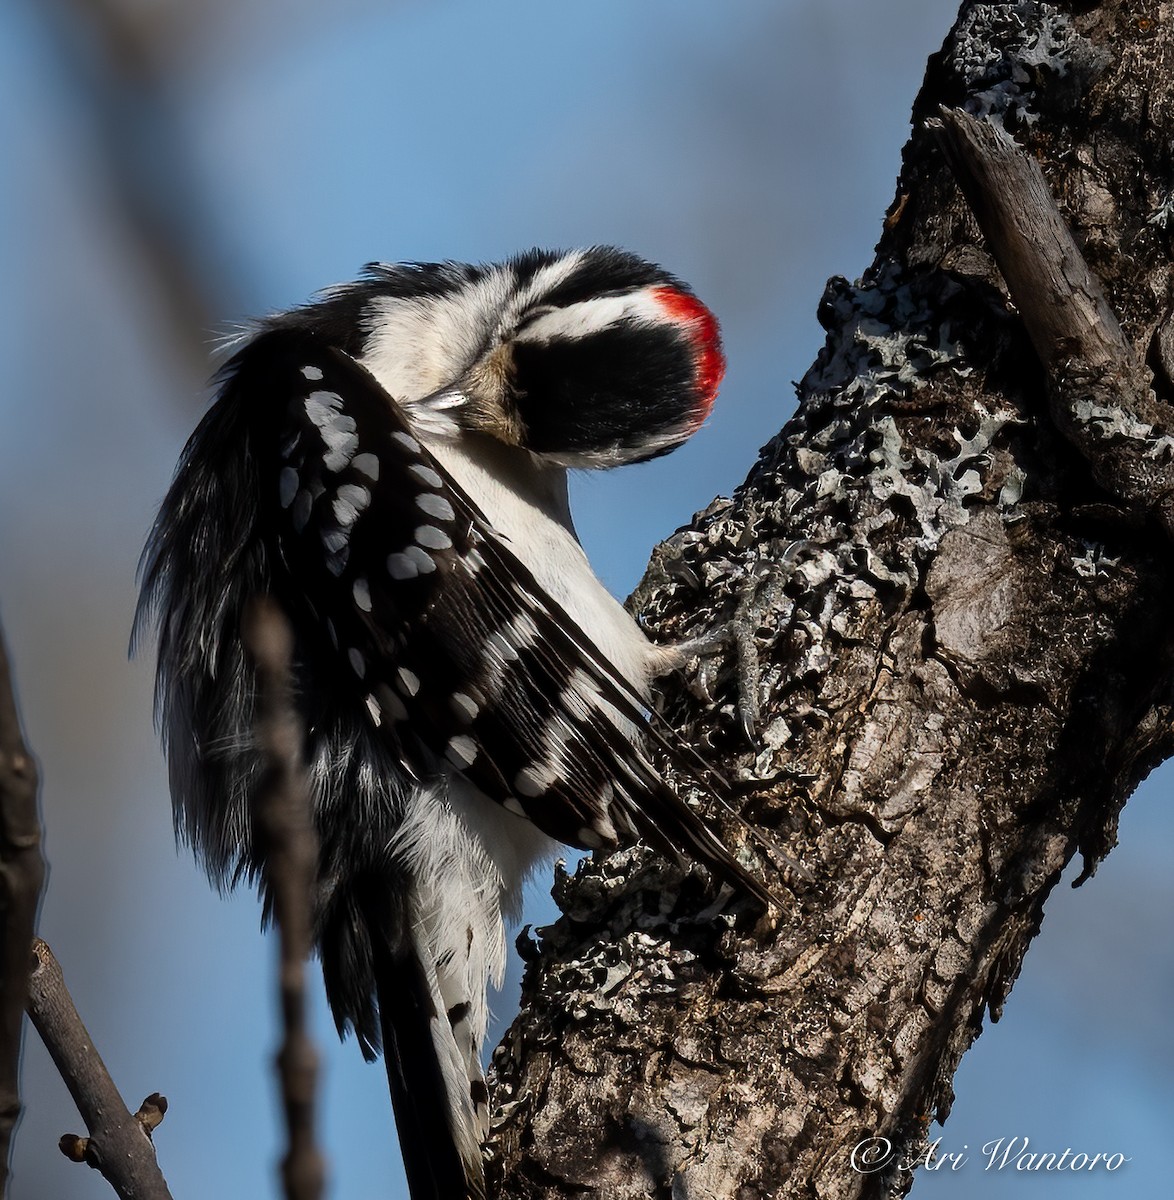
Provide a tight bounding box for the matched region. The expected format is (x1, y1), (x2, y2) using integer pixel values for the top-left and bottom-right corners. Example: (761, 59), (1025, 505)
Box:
(0, 621), (46, 1196)
(38, 0), (243, 387)
(932, 107), (1174, 533)
(25, 939), (173, 1200)
(242, 596), (326, 1200)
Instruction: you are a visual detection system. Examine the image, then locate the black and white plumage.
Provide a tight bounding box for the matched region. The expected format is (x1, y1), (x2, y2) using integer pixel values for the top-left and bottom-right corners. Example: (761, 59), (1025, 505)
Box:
(136, 247), (771, 1200)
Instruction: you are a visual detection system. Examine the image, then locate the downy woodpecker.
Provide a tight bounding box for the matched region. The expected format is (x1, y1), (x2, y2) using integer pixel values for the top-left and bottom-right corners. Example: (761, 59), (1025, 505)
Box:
(136, 246), (771, 1200)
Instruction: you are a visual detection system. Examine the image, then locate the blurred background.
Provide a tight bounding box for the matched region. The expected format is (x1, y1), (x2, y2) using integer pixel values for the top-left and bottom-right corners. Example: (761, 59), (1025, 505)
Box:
(0, 1), (1168, 1197)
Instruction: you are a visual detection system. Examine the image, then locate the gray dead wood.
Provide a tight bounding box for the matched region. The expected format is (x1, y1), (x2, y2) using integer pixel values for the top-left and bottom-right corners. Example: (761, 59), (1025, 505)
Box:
(933, 106), (1174, 535)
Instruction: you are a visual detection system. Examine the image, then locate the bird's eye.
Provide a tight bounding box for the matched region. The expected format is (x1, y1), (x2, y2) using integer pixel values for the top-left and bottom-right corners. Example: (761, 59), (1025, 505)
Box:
(515, 305), (557, 332)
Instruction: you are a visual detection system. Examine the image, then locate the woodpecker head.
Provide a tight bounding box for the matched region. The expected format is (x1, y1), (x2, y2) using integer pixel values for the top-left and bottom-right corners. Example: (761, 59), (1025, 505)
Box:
(290, 247), (725, 468)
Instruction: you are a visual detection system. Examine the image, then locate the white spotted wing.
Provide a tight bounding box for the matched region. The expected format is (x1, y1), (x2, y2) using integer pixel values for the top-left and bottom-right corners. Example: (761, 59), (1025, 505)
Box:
(252, 330), (773, 905)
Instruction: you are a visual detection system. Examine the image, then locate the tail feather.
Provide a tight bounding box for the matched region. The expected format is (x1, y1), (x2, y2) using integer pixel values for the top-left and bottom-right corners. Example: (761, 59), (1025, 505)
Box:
(372, 934), (486, 1200)
(433, 951), (491, 1142)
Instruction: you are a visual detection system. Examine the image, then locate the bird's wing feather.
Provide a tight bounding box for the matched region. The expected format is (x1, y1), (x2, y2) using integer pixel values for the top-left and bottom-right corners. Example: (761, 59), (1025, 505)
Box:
(247, 328), (772, 905)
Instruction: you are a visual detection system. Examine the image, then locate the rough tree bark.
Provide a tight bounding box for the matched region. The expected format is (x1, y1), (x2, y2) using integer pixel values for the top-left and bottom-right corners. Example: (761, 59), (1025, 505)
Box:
(488, 2), (1174, 1196)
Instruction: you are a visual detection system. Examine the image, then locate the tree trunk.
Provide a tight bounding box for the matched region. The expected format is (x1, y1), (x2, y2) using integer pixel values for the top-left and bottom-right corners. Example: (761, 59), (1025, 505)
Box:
(487, 2), (1174, 1196)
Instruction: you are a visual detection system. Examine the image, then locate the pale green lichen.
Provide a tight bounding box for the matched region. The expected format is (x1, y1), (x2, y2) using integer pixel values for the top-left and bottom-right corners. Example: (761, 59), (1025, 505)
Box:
(951, 1), (1085, 125)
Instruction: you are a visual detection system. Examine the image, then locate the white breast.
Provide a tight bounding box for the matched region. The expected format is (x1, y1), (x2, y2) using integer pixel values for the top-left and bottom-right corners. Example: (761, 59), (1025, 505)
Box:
(417, 430), (654, 700)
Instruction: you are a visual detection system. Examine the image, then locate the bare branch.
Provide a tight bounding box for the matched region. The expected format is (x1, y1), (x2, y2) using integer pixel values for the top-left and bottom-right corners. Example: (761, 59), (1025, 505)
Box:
(932, 107), (1174, 533)
(242, 596), (326, 1200)
(0, 621), (46, 1195)
(25, 939), (173, 1200)
(932, 109), (1127, 375)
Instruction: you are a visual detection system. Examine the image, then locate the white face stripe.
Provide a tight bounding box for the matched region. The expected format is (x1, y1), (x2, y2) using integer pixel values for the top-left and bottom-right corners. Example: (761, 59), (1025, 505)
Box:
(362, 294), (486, 407)
(359, 252), (592, 410)
(512, 286), (670, 346)
(505, 250), (587, 320)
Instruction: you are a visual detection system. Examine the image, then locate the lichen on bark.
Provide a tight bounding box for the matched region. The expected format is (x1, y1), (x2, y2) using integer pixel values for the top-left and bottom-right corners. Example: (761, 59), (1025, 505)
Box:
(488, 3), (1174, 1197)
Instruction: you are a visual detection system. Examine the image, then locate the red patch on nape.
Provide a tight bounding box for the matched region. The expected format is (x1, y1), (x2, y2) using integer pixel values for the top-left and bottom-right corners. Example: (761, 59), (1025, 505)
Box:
(651, 285), (726, 432)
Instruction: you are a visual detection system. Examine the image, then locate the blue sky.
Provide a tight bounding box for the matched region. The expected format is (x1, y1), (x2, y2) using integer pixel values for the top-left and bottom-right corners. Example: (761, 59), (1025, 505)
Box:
(1, 2), (1168, 1197)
